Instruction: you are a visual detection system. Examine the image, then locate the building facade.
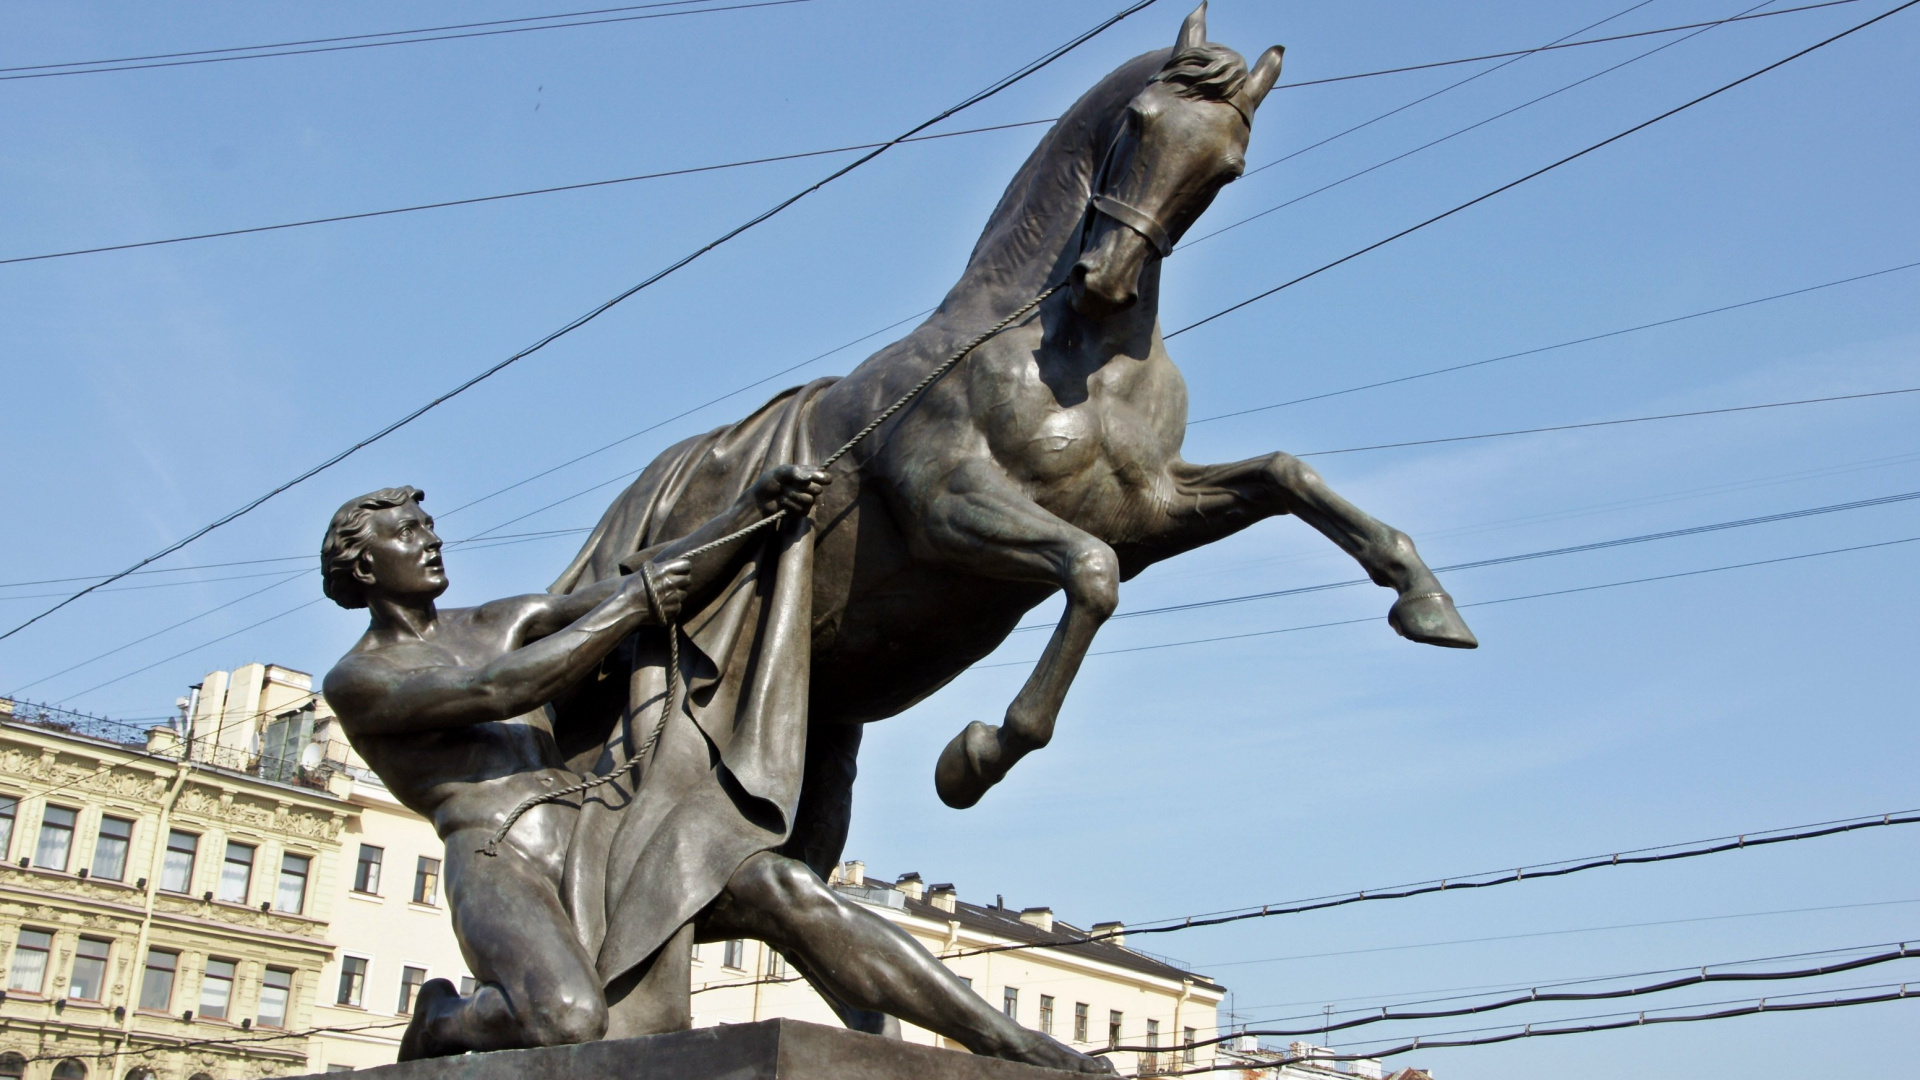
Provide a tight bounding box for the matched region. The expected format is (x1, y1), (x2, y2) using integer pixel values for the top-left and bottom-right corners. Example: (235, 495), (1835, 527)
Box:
(0, 692), (346, 1080)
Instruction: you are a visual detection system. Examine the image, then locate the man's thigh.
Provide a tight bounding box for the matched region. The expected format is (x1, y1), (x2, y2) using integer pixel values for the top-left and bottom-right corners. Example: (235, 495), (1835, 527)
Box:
(444, 828), (600, 1007)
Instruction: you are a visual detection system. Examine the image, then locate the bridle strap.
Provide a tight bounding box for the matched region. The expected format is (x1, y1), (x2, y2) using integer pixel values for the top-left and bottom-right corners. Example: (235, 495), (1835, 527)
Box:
(1089, 193), (1173, 258)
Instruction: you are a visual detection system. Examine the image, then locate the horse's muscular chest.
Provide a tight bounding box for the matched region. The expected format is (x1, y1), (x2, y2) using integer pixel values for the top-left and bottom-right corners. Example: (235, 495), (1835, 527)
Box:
(969, 340), (1184, 526)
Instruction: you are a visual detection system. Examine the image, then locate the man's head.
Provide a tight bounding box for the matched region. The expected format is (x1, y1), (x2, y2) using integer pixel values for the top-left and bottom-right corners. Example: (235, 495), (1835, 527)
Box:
(320, 486), (447, 610)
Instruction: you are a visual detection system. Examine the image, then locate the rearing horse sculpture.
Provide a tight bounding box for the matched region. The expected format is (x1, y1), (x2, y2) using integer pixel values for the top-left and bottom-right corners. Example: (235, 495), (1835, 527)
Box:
(557, 4), (1476, 833)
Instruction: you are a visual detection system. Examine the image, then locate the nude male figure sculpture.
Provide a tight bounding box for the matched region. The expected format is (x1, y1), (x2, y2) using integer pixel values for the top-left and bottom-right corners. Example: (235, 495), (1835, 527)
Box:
(320, 469), (1110, 1072)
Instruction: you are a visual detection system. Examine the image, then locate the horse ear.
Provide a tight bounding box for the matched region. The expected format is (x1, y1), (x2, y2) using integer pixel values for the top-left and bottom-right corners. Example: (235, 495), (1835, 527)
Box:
(1176, 2), (1207, 52)
(1243, 45), (1285, 113)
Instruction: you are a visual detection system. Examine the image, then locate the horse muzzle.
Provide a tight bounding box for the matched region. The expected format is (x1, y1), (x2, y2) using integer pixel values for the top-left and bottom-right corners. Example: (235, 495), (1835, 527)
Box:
(1070, 226), (1149, 319)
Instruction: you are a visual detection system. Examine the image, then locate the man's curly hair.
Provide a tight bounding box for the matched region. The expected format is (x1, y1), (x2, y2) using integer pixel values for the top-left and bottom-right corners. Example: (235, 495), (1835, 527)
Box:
(321, 486), (425, 609)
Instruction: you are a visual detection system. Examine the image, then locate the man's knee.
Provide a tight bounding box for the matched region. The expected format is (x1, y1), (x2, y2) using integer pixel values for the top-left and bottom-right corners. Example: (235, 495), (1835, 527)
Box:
(524, 992), (608, 1047)
(731, 854), (835, 916)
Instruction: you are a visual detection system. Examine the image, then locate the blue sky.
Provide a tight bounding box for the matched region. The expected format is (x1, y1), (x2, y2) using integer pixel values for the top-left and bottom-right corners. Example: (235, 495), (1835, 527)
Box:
(3, 1), (1917, 1074)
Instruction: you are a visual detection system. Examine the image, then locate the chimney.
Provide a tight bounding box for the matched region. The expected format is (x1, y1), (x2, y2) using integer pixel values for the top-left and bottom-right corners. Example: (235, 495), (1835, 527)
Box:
(843, 860), (865, 887)
(895, 872), (924, 900)
(145, 727), (182, 757)
(1091, 921), (1125, 946)
(929, 883), (957, 913)
(1018, 907), (1054, 933)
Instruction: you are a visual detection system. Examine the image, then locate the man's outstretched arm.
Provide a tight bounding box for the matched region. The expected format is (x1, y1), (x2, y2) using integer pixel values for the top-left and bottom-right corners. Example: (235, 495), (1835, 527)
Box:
(326, 562), (689, 737)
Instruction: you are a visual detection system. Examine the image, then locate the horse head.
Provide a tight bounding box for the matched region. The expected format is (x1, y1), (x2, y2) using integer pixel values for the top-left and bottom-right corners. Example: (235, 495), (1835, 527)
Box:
(1071, 3), (1283, 319)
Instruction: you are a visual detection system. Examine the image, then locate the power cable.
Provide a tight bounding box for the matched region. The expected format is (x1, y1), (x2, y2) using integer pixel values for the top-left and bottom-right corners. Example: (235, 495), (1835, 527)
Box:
(982, 533), (1920, 665)
(1181, 0), (1778, 252)
(0, 0), (808, 83)
(0, 1), (722, 74)
(0, 0), (1164, 645)
(1127, 943), (1919, 1051)
(1227, 939), (1913, 1025)
(1188, 259), (1920, 425)
(1298, 385), (1920, 457)
(20, 1019), (410, 1065)
(1166, 0), (1920, 340)
(687, 809), (1920, 989)
(1003, 487), (1920, 633)
(0, 122), (1053, 268)
(1139, 985), (1916, 1076)
(0, 3), (1860, 268)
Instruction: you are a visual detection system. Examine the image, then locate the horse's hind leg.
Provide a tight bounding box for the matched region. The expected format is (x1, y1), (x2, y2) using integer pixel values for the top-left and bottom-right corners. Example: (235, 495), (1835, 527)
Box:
(911, 460), (1118, 808)
(1131, 453), (1477, 648)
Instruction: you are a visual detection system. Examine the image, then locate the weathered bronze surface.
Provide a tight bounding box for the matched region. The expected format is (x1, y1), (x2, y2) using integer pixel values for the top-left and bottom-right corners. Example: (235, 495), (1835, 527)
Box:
(323, 3), (1475, 1069)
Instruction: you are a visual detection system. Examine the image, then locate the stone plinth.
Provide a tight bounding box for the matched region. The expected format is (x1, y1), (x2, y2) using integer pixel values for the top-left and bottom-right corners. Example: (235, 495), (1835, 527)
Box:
(291, 1019), (1092, 1079)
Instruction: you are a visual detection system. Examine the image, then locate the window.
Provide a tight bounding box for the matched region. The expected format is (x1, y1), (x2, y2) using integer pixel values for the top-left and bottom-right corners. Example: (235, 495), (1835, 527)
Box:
(0, 1052), (22, 1080)
(1108, 1010), (1123, 1050)
(9, 928), (51, 993)
(1039, 995), (1055, 1035)
(722, 939), (745, 970)
(458, 976), (477, 997)
(337, 957), (367, 1006)
(50, 1061), (86, 1080)
(397, 966), (427, 1013)
(275, 852), (310, 913)
(34, 805), (76, 870)
(0, 796), (15, 860)
(1074, 1002), (1089, 1042)
(139, 949), (177, 1011)
(160, 830), (198, 893)
(325, 1068), (356, 1074)
(91, 816), (132, 880)
(1144, 1018), (1160, 1072)
(958, 975), (972, 989)
(258, 967), (293, 1028)
(353, 845), (383, 894)
(412, 856), (440, 905)
(218, 842), (254, 904)
(126, 1069), (158, 1080)
(1002, 986), (1018, 1020)
(1184, 1027), (1197, 1064)
(199, 958), (236, 1020)
(69, 937), (110, 1001)
(765, 950), (787, 979)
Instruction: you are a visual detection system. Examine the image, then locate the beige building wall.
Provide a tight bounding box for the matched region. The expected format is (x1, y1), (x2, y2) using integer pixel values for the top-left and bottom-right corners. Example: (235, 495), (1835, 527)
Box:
(0, 704), (347, 1080)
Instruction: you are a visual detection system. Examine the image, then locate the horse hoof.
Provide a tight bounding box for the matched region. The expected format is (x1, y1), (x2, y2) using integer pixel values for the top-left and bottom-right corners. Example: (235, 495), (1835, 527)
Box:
(1389, 591), (1478, 649)
(934, 721), (1001, 809)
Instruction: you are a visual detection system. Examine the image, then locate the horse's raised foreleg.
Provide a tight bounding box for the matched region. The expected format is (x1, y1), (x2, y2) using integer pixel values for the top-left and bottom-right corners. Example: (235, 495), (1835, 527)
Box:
(913, 460), (1118, 808)
(1126, 453), (1477, 648)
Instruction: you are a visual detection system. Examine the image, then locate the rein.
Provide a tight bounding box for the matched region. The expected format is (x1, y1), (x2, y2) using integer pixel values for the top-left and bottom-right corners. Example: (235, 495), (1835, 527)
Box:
(478, 282), (1062, 857)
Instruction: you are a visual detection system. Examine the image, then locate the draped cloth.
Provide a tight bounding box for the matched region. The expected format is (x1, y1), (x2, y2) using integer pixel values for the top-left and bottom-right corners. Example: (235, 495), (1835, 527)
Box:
(549, 378), (836, 987)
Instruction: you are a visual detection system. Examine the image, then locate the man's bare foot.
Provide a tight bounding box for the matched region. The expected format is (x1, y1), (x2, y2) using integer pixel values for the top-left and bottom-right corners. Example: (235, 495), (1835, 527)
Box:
(397, 978), (460, 1062)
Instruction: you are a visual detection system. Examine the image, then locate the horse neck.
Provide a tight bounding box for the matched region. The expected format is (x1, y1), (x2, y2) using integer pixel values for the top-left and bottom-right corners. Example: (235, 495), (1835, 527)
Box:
(939, 50), (1170, 319)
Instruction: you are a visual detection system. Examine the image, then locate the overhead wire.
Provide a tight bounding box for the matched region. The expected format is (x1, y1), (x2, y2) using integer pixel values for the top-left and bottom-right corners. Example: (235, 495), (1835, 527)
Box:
(981, 534), (1920, 665)
(1179, 0), (1782, 252)
(1001, 486), (1920, 633)
(0, 0), (809, 83)
(0, 1), (723, 74)
(1119, 943), (1920, 1051)
(1166, 0), (1920, 340)
(1136, 985), (1917, 1076)
(0, 2), (1864, 268)
(0, 0), (1166, 645)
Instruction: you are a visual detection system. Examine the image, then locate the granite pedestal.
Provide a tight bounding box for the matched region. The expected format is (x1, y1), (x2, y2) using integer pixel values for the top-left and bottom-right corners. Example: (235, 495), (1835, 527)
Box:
(292, 1019), (1093, 1079)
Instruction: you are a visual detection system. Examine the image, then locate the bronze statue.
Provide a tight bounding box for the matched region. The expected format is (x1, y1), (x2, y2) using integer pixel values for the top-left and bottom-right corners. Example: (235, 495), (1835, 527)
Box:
(323, 2), (1475, 1064)
(551, 1), (1472, 1035)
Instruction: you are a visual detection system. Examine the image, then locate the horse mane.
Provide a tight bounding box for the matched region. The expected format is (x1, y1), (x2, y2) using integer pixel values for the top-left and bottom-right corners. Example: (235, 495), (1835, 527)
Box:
(1149, 42), (1249, 103)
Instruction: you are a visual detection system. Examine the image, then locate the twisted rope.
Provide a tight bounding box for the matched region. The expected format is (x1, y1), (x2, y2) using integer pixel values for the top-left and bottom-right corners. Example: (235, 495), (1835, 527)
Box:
(479, 283), (1060, 856)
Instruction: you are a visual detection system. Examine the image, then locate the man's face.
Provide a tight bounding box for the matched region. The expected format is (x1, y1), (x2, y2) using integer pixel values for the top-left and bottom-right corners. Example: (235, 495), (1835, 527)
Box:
(357, 501), (448, 603)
